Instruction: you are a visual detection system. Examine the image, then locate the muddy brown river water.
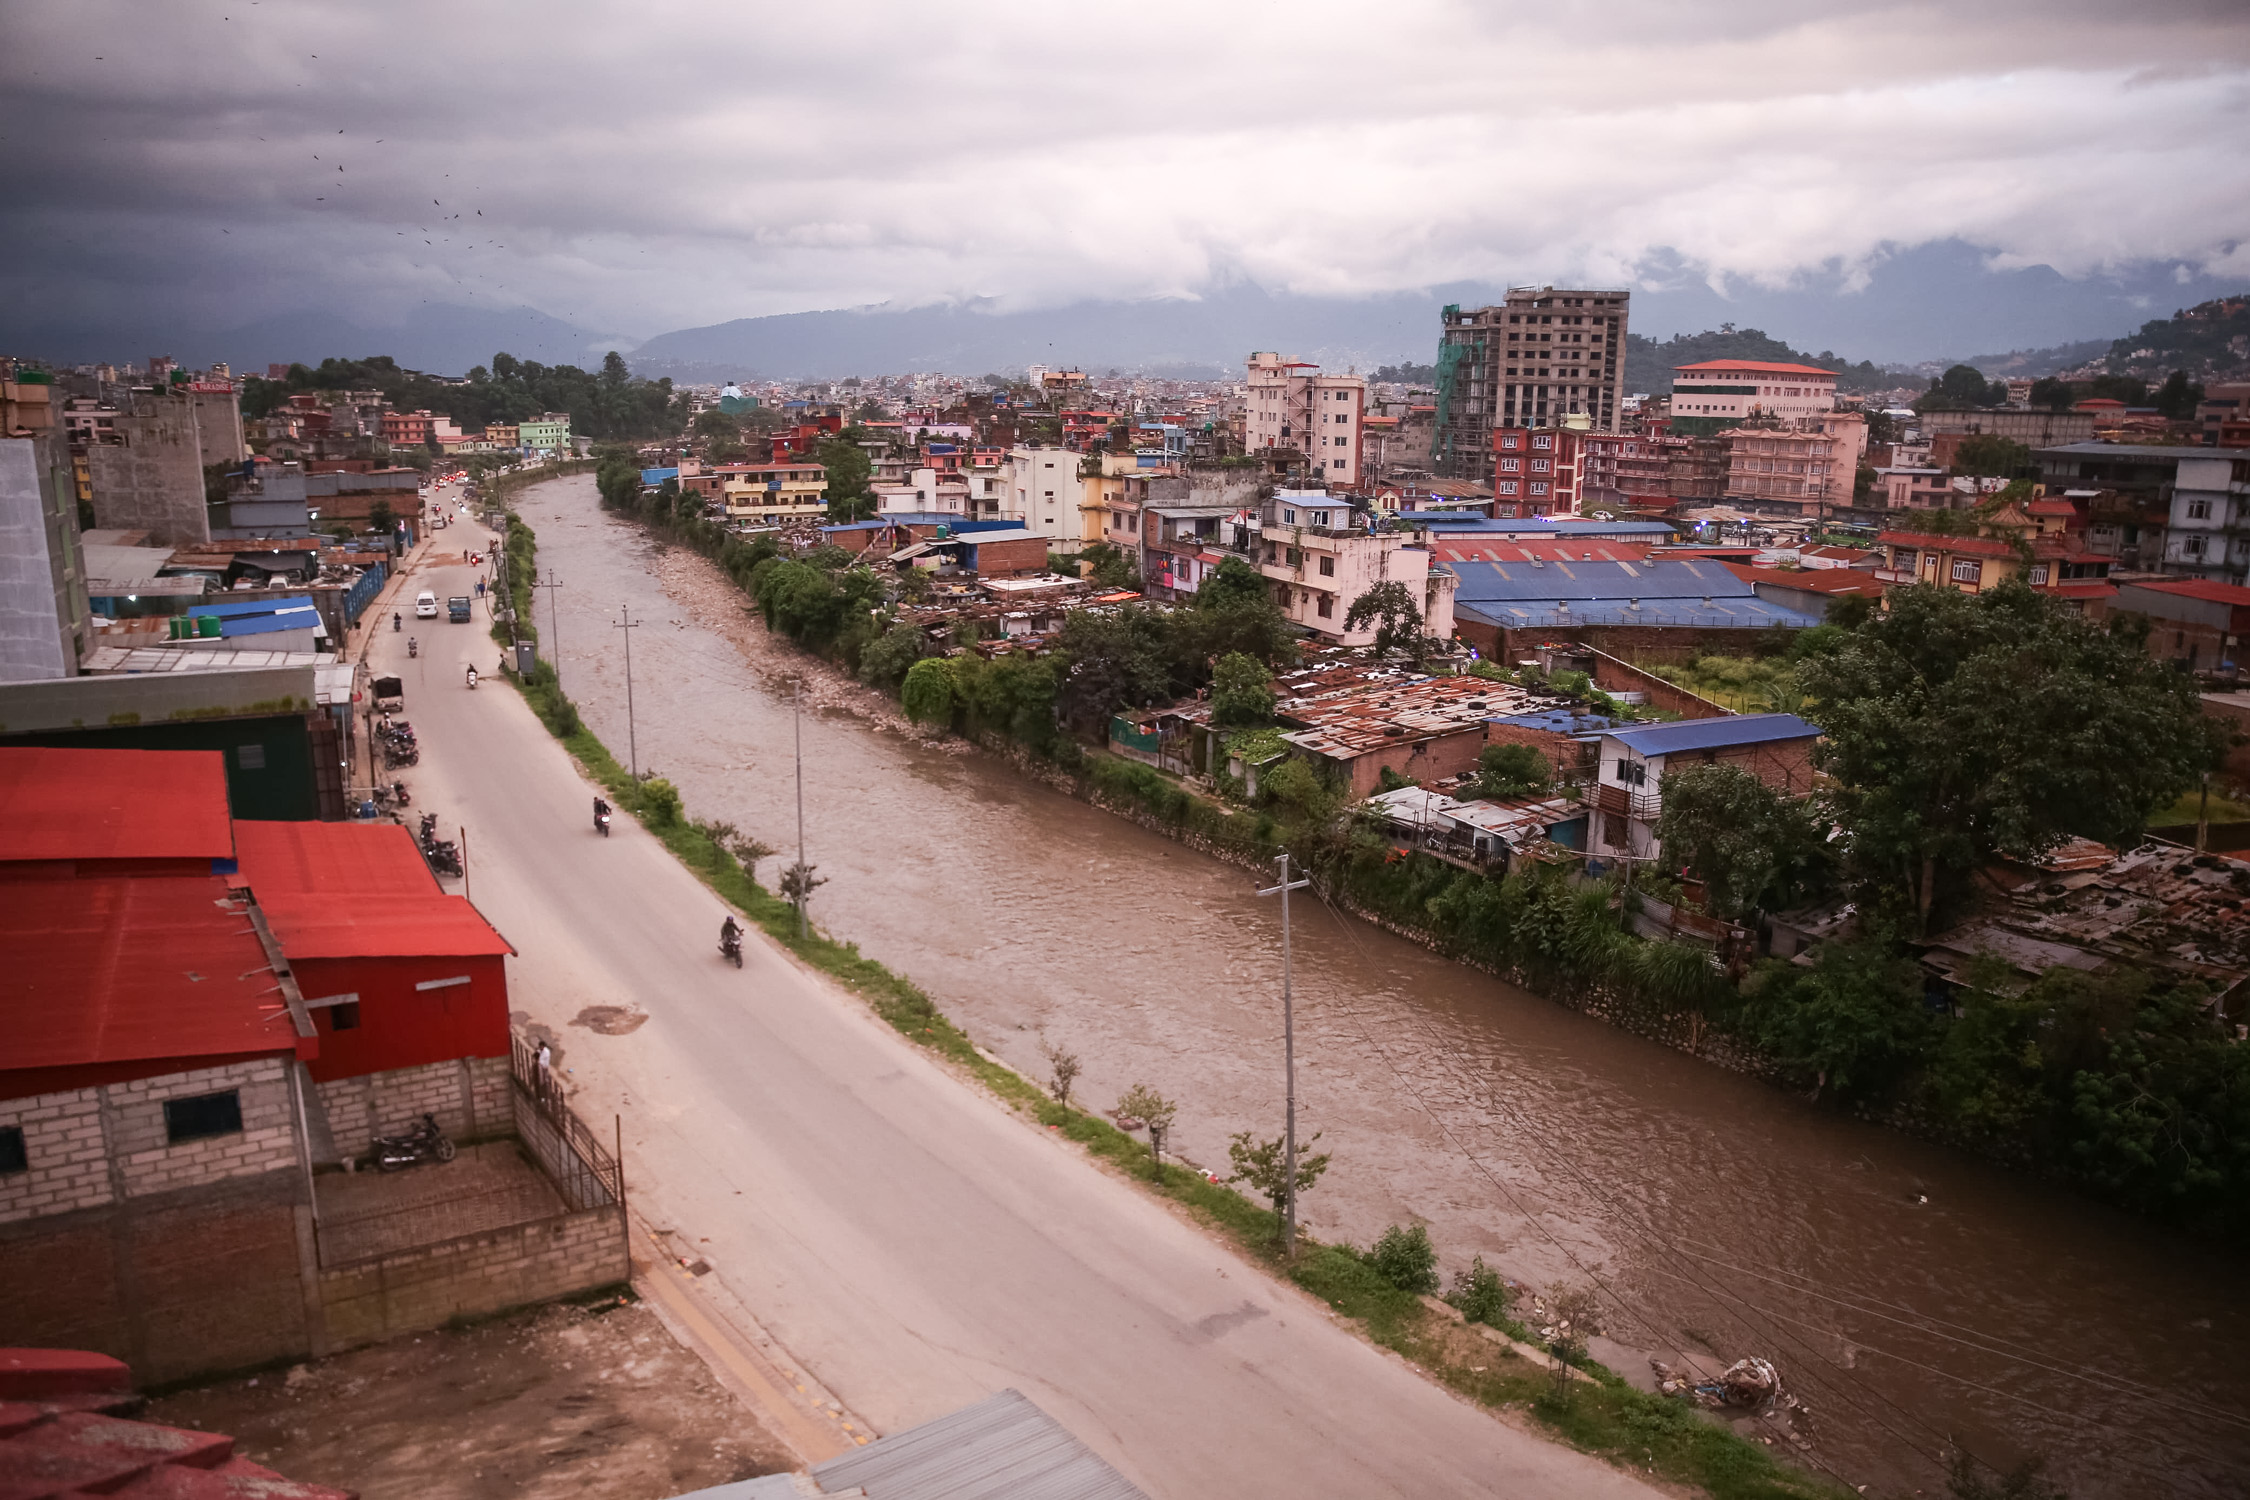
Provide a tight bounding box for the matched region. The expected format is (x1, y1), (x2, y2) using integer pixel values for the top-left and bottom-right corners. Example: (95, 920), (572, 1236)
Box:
(516, 476), (2247, 1497)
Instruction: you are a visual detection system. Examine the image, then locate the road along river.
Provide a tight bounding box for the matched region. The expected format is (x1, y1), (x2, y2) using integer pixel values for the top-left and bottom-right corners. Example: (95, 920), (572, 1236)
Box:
(517, 474), (2248, 1498)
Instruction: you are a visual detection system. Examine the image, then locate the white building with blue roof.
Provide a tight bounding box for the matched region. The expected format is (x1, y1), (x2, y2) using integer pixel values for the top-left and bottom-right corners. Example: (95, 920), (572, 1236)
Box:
(1592, 712), (1822, 861)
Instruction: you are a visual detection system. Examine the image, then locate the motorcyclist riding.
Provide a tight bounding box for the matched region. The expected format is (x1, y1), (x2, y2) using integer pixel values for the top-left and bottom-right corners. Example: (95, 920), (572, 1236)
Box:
(408, 636), (418, 658)
(465, 664), (478, 689)
(393, 611), (402, 631)
(593, 797), (612, 836)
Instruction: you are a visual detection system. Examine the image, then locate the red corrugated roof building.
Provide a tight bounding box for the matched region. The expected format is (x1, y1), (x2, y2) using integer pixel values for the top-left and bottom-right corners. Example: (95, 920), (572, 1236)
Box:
(0, 748), (235, 876)
(0, 877), (311, 1102)
(229, 821), (513, 1082)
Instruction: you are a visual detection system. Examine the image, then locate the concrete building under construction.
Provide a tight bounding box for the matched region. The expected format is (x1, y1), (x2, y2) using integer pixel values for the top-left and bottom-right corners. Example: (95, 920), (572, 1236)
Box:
(1434, 286), (1630, 486)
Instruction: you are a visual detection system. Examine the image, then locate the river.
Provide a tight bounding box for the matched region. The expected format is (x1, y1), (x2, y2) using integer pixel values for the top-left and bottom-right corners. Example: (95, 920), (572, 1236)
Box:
(515, 475), (2247, 1497)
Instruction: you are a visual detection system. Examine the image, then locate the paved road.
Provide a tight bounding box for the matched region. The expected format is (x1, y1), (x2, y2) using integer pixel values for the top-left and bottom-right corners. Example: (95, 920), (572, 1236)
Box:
(376, 488), (1661, 1499)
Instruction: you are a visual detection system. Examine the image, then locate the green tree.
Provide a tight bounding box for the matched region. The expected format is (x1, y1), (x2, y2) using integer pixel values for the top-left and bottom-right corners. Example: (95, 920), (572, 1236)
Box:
(1655, 763), (1825, 918)
(1210, 652), (1277, 728)
(2084, 373), (2149, 407)
(1914, 364), (2003, 412)
(1799, 580), (2220, 929)
(2152, 369), (2205, 421)
(1196, 554), (1270, 613)
(1114, 1084), (1178, 1179)
(1475, 742), (1550, 801)
(856, 621), (926, 689)
(1261, 757), (1341, 824)
(816, 427), (876, 521)
(1078, 540), (1140, 591)
(901, 657), (958, 725)
(1226, 1129), (1332, 1226)
(595, 455), (641, 510)
(1051, 606), (1177, 729)
(1950, 434), (2031, 479)
(1344, 579), (1427, 658)
(366, 498), (396, 534)
(2027, 376), (2075, 412)
(1739, 939), (1931, 1102)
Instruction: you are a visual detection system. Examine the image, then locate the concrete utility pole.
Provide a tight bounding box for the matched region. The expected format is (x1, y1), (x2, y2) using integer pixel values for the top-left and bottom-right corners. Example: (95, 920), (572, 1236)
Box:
(1257, 850), (1311, 1256)
(535, 570), (564, 686)
(616, 604), (642, 779)
(794, 680), (808, 939)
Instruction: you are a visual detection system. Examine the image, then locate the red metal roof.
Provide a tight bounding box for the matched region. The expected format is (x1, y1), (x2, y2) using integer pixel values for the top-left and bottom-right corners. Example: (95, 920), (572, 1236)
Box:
(2125, 577), (2250, 606)
(1673, 360), (1837, 377)
(1434, 539), (1651, 564)
(0, 877), (302, 1085)
(0, 749), (233, 865)
(0, 1404), (352, 1500)
(229, 821), (513, 960)
(1876, 531), (2021, 559)
(254, 894), (515, 961)
(1724, 563), (1882, 594)
(229, 820), (441, 897)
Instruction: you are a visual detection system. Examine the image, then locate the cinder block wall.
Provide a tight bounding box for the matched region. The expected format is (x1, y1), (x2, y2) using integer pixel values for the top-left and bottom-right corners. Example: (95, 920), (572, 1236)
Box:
(312, 1055), (511, 1164)
(318, 1205), (628, 1349)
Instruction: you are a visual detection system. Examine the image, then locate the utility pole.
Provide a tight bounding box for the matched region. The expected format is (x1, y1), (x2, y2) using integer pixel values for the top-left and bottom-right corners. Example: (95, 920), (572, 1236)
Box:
(615, 605), (642, 779)
(1256, 850), (1311, 1257)
(535, 570), (564, 686)
(805, 683), (814, 940)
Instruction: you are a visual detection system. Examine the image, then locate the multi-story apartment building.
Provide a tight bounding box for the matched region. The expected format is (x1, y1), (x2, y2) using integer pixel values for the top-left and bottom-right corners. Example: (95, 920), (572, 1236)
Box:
(1434, 287), (1630, 485)
(516, 413), (572, 453)
(1256, 488), (1455, 645)
(1002, 445), (1084, 543)
(1490, 426), (1585, 517)
(1719, 429), (1840, 516)
(1667, 361), (1836, 436)
(1243, 353), (1364, 487)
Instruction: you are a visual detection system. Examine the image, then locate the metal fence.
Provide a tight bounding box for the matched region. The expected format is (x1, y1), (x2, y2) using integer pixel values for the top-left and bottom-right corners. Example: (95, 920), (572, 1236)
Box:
(509, 1036), (624, 1214)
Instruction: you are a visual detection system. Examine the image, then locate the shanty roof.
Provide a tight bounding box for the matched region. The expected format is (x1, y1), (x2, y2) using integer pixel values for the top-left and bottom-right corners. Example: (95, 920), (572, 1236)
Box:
(1604, 713), (1822, 756)
(2122, 578), (2250, 607)
(1457, 597), (1819, 629)
(1724, 564), (1882, 595)
(0, 876), (303, 1087)
(0, 747), (234, 865)
(187, 595), (324, 638)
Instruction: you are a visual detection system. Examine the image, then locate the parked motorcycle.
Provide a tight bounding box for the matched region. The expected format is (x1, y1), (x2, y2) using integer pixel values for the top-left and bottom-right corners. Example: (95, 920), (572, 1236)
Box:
(418, 813), (462, 876)
(370, 1113), (456, 1172)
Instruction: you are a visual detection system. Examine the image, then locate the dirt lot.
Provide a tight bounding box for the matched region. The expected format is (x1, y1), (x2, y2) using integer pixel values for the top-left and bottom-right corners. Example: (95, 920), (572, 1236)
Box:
(143, 1297), (793, 1500)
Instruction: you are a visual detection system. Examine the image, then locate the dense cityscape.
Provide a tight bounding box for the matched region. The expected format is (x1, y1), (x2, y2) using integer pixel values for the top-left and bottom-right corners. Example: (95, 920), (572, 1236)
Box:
(5, 6), (2250, 1500)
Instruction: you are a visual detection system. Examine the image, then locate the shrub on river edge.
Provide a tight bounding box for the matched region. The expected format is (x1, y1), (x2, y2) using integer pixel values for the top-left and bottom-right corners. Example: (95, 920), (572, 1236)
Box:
(493, 503), (1839, 1500)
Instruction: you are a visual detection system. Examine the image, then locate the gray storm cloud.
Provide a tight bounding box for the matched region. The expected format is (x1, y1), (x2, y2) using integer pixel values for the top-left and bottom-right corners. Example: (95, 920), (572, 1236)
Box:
(2, 0), (2247, 339)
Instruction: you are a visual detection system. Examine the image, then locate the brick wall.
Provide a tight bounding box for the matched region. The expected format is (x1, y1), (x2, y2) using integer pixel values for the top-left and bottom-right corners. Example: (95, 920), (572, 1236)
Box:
(1, 1059), (298, 1225)
(318, 1204), (628, 1350)
(1457, 617), (1798, 665)
(312, 1055), (511, 1165)
(1481, 721), (1591, 777)
(1584, 649), (1730, 720)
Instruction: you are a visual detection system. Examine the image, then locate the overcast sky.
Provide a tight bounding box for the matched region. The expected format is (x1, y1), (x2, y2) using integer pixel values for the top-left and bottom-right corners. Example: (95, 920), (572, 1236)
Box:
(3, 0), (2247, 348)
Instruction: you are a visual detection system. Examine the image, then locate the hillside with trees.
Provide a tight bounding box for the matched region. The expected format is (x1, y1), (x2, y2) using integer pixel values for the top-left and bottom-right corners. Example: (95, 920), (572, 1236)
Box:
(2081, 295), (2250, 384)
(241, 350), (685, 442)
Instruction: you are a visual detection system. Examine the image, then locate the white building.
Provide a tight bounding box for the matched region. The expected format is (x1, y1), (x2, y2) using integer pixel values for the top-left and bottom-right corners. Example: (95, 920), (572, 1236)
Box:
(1669, 361), (1837, 432)
(1002, 446), (1084, 545)
(1258, 488), (1455, 645)
(1245, 352), (1365, 487)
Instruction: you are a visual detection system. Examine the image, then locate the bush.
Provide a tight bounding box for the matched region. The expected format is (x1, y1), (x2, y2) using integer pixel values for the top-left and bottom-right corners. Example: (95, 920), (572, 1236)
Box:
(1446, 1255), (1512, 1326)
(1476, 742), (1550, 800)
(634, 777), (683, 827)
(1367, 1223), (1439, 1295)
(856, 620), (926, 689)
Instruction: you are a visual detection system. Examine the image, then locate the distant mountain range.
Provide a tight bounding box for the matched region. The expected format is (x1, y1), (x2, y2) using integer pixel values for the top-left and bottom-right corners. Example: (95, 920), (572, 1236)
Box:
(8, 238), (2244, 386)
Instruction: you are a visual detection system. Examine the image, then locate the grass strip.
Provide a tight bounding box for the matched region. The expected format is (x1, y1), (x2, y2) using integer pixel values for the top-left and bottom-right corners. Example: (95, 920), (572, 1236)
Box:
(495, 511), (1844, 1500)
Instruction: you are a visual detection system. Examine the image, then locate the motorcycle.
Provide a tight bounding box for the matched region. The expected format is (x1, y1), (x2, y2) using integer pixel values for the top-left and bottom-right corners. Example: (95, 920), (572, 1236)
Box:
(418, 813), (462, 876)
(720, 927), (744, 968)
(465, 665), (479, 690)
(370, 1113), (456, 1172)
(594, 801), (612, 837)
(393, 612), (402, 632)
(407, 636), (419, 659)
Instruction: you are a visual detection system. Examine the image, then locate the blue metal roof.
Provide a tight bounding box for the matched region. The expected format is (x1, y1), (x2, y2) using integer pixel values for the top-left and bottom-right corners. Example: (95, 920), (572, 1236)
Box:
(1605, 712), (1821, 755)
(1457, 598), (1820, 629)
(1492, 709), (1618, 736)
(188, 596), (324, 637)
(1419, 516), (1678, 537)
(640, 466), (679, 486)
(1451, 557), (1755, 603)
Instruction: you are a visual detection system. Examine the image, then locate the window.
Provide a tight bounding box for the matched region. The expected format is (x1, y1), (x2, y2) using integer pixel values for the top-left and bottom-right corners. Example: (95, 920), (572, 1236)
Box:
(1616, 759), (1646, 786)
(1500, 434), (1521, 450)
(237, 744), (267, 770)
(1951, 557), (1983, 584)
(0, 1125), (24, 1175)
(1530, 459), (1550, 473)
(163, 1090), (243, 1144)
(2027, 563), (2051, 585)
(2184, 536), (2208, 558)
(1319, 555), (1335, 577)
(2188, 498), (2213, 520)
(1498, 480), (1519, 495)
(1530, 482), (1548, 495)
(1532, 434), (1553, 450)
(1500, 457), (1520, 472)
(329, 1001), (361, 1030)
(1316, 594), (1333, 618)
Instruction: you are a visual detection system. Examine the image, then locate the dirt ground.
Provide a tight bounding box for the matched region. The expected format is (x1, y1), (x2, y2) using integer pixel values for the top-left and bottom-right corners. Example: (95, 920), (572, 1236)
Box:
(142, 1297), (794, 1500)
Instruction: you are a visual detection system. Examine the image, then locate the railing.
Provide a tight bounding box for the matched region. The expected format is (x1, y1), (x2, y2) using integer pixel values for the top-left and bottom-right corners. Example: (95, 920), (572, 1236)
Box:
(510, 1036), (624, 1213)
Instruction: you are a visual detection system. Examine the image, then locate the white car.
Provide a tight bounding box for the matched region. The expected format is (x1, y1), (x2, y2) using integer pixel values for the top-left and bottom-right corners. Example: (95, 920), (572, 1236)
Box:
(414, 590), (439, 619)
